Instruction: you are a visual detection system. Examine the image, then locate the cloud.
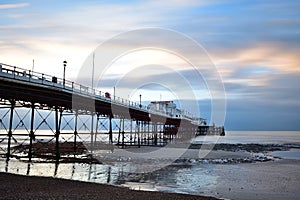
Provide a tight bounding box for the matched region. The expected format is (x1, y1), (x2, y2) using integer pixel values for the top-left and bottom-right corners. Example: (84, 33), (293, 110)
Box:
(224, 98), (300, 130)
(0, 0), (299, 130)
(212, 42), (300, 81)
(0, 3), (29, 9)
(144, 0), (218, 8)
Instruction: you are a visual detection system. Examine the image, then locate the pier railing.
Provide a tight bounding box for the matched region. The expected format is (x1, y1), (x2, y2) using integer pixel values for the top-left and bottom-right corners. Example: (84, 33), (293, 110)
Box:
(0, 63), (196, 120)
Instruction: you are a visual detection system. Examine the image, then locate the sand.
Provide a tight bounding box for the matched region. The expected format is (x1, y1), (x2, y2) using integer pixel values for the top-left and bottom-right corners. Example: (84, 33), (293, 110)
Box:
(0, 172), (217, 200)
(213, 159), (300, 200)
(1, 143), (299, 200)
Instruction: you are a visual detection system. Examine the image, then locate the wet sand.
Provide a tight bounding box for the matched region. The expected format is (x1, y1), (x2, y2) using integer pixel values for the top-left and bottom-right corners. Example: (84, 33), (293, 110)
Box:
(0, 172), (217, 200)
(213, 159), (300, 200)
(95, 145), (300, 199)
(1, 143), (299, 199)
(2, 156), (298, 200)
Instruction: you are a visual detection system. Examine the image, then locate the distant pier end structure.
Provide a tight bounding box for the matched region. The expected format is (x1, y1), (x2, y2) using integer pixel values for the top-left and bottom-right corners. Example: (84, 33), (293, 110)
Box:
(0, 63), (225, 161)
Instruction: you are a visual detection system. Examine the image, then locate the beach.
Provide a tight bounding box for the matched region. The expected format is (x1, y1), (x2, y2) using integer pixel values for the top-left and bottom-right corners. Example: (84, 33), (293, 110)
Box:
(0, 172), (216, 200)
(1, 131), (300, 199)
(1, 155), (299, 199)
(212, 159), (300, 200)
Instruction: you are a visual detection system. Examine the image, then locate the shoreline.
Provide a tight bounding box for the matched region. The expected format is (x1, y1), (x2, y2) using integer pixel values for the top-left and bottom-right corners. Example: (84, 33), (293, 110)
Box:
(9, 142), (300, 165)
(1, 142), (299, 199)
(1, 158), (299, 200)
(0, 172), (217, 200)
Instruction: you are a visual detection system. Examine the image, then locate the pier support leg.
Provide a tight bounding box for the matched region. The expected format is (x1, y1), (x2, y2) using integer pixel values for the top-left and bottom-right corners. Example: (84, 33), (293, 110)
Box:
(117, 118), (121, 145)
(28, 103), (35, 161)
(140, 122), (143, 145)
(141, 122), (145, 144)
(95, 114), (99, 146)
(147, 122), (150, 145)
(133, 120), (137, 144)
(109, 116), (113, 144)
(144, 122), (146, 144)
(130, 119), (133, 145)
(90, 112), (94, 153)
(154, 122), (158, 146)
(163, 124), (166, 144)
(6, 99), (15, 160)
(137, 121), (140, 148)
(122, 118), (125, 148)
(160, 124), (163, 144)
(73, 111), (78, 153)
(55, 107), (61, 160)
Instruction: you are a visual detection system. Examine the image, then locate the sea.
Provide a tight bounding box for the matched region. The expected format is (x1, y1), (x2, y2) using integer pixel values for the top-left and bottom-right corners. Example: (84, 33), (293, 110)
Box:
(0, 131), (300, 197)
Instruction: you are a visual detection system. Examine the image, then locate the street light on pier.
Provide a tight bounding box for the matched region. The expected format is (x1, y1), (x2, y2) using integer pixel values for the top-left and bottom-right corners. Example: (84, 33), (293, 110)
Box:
(63, 60), (67, 87)
(114, 86), (115, 100)
(139, 94), (142, 108)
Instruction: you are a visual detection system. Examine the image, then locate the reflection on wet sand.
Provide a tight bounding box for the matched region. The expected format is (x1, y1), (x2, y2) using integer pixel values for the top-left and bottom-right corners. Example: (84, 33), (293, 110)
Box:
(2, 156), (219, 194)
(1, 131), (300, 200)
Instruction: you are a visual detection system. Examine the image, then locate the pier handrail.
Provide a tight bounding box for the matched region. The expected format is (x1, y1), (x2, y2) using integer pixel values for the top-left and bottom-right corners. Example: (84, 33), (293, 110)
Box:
(0, 62), (195, 120)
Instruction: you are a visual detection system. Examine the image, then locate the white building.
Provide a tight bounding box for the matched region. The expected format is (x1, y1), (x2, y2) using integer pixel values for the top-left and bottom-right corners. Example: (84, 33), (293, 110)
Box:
(148, 101), (183, 118)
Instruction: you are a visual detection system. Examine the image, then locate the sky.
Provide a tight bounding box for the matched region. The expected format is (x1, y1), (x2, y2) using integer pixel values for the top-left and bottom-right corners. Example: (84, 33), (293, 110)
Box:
(0, 0), (299, 130)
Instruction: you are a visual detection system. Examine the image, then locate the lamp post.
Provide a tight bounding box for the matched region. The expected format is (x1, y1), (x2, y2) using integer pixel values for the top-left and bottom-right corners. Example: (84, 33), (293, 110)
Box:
(63, 60), (67, 87)
(113, 86), (116, 100)
(139, 94), (142, 108)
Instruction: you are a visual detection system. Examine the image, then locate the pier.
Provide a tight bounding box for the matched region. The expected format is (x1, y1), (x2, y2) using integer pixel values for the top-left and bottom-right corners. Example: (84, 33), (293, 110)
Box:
(0, 63), (224, 161)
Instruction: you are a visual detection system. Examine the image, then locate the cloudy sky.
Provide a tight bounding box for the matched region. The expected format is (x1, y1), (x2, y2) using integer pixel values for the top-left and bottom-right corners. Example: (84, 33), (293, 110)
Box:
(1, 0), (299, 130)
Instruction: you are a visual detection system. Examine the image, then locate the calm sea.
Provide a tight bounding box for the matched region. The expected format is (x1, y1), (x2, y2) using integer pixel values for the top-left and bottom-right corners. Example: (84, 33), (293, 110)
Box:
(193, 131), (300, 144)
